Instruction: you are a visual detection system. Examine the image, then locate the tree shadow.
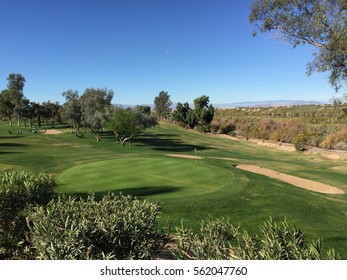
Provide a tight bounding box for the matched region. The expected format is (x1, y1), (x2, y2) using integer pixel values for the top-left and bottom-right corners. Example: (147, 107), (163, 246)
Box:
(140, 133), (177, 138)
(0, 151), (22, 154)
(0, 135), (24, 139)
(98, 130), (117, 141)
(0, 143), (29, 155)
(0, 143), (30, 148)
(70, 185), (181, 199)
(134, 135), (211, 152)
(115, 185), (181, 197)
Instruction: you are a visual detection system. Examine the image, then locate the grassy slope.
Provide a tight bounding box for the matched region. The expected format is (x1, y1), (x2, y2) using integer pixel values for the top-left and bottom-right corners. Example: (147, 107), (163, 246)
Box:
(1, 121), (347, 257)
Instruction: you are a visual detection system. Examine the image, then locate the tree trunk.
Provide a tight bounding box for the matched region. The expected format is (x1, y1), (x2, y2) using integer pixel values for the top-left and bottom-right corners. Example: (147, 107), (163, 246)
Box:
(94, 132), (101, 142)
(113, 132), (120, 143)
(51, 110), (55, 128)
(120, 136), (132, 147)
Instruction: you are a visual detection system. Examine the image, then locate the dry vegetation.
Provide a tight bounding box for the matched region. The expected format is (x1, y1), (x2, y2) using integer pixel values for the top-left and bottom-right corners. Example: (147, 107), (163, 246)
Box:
(212, 104), (347, 151)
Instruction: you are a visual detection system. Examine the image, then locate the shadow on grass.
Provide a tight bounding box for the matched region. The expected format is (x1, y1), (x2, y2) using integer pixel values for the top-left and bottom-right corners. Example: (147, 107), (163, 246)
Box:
(65, 185), (181, 199)
(0, 143), (29, 155)
(0, 151), (23, 154)
(0, 143), (30, 147)
(116, 185), (181, 197)
(0, 135), (25, 139)
(134, 134), (211, 152)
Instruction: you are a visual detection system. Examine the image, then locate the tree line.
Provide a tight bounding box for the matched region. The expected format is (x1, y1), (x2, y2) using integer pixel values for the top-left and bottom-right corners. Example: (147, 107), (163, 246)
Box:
(0, 74), (62, 128)
(171, 95), (215, 132)
(153, 91), (216, 132)
(0, 74), (158, 144)
(0, 74), (215, 144)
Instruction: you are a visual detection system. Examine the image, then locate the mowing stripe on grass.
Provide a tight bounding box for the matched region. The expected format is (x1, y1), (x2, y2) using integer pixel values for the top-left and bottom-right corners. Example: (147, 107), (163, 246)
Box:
(56, 156), (235, 197)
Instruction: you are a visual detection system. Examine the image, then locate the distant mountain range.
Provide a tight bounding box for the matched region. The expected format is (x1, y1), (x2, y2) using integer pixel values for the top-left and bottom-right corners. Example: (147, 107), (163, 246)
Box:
(213, 100), (325, 109)
(117, 100), (325, 109)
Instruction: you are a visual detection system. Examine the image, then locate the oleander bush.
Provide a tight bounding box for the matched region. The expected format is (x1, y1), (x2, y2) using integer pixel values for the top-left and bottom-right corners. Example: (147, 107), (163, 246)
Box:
(0, 171), (55, 259)
(174, 217), (239, 260)
(28, 193), (167, 260)
(174, 217), (340, 260)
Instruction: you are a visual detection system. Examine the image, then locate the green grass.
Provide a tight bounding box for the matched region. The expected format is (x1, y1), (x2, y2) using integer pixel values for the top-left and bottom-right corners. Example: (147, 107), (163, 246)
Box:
(1, 121), (347, 258)
(56, 156), (234, 197)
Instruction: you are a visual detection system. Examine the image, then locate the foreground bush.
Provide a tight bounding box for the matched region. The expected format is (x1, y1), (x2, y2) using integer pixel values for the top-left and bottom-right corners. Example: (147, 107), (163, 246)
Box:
(0, 171), (55, 258)
(174, 217), (340, 260)
(28, 193), (166, 260)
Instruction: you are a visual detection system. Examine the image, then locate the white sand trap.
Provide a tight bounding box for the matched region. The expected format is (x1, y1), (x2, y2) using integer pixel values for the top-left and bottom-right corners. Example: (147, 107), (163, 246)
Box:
(41, 129), (64, 135)
(236, 165), (344, 195)
(166, 154), (202, 159)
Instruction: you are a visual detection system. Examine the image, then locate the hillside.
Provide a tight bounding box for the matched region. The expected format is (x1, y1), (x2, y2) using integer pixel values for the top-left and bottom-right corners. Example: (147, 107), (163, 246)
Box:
(212, 103), (347, 151)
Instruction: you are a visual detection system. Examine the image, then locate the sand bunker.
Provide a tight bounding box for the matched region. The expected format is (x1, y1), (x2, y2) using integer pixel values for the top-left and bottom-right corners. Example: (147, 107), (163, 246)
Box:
(236, 165), (344, 195)
(166, 154), (202, 159)
(41, 129), (64, 135)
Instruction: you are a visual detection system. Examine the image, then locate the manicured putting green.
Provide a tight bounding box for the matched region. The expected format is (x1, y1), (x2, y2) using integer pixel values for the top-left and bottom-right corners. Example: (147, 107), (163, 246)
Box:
(56, 156), (235, 197)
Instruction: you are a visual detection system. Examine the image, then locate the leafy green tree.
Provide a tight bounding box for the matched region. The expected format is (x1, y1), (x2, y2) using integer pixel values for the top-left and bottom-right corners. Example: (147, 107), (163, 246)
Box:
(80, 88), (114, 141)
(0, 73), (26, 126)
(186, 108), (197, 129)
(250, 0), (347, 91)
(28, 102), (45, 128)
(172, 97), (214, 131)
(16, 98), (30, 127)
(107, 107), (157, 146)
(61, 90), (82, 135)
(172, 102), (191, 127)
(193, 95), (215, 131)
(8, 74), (26, 126)
(61, 88), (113, 139)
(42, 101), (62, 128)
(135, 105), (151, 115)
(154, 91), (172, 121)
(0, 90), (16, 126)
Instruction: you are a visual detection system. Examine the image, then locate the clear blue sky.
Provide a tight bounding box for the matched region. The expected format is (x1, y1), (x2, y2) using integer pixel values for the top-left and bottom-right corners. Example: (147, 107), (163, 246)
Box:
(0, 0), (337, 105)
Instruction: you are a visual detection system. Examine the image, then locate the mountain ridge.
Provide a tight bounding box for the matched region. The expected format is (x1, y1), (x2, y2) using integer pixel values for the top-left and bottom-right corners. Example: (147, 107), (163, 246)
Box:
(213, 100), (325, 108)
(116, 100), (326, 109)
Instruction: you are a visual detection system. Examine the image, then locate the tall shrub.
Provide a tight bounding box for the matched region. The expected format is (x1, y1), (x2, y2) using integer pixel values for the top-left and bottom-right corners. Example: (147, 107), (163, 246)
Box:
(28, 193), (166, 260)
(0, 171), (55, 258)
(174, 217), (339, 260)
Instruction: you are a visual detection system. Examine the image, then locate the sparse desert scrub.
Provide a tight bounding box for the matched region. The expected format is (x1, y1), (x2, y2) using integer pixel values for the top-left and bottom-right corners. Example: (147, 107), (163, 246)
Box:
(213, 104), (347, 150)
(320, 126), (347, 149)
